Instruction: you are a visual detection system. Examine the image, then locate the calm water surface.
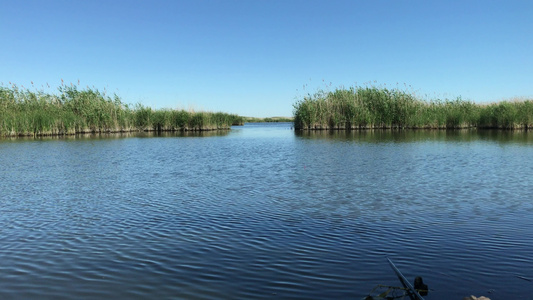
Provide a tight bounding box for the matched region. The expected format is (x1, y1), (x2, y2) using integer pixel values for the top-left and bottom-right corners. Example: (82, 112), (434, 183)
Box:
(1, 123), (533, 299)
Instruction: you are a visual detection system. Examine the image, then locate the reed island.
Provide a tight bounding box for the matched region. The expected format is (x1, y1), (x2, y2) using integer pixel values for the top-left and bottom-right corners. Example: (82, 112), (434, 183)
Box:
(293, 86), (533, 130)
(0, 84), (244, 137)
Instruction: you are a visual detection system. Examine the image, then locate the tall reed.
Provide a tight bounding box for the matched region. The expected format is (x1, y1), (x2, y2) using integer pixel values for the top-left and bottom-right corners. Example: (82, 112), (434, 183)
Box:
(293, 86), (532, 130)
(0, 84), (244, 137)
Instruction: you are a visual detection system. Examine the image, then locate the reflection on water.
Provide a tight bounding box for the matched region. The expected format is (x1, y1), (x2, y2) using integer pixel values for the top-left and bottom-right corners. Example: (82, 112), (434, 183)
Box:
(296, 128), (533, 144)
(1, 123), (533, 299)
(0, 130), (230, 142)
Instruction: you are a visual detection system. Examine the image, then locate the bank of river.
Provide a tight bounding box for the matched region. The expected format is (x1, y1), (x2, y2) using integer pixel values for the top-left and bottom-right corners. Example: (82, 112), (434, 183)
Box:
(293, 86), (533, 130)
(1, 123), (533, 299)
(0, 85), (243, 137)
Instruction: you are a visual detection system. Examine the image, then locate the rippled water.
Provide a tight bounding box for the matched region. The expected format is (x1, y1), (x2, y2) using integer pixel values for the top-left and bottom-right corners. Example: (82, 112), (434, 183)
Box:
(1, 124), (533, 299)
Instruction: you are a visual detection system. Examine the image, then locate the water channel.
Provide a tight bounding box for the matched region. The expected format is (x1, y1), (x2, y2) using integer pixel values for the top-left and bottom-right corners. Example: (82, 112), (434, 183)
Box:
(1, 123), (533, 299)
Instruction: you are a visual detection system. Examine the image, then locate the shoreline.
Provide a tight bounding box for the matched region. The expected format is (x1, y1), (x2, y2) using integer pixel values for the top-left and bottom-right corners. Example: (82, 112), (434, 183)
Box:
(293, 86), (533, 131)
(0, 126), (234, 138)
(0, 85), (243, 137)
(294, 125), (532, 130)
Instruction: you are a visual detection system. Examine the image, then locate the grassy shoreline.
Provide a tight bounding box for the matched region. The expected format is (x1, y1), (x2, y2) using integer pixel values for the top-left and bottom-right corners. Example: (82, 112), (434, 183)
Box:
(293, 86), (533, 130)
(0, 85), (244, 137)
(244, 116), (293, 123)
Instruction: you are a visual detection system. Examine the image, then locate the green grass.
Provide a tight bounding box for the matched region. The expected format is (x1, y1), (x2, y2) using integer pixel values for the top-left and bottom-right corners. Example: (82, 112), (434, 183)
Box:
(0, 84), (244, 137)
(244, 116), (293, 123)
(293, 85), (533, 130)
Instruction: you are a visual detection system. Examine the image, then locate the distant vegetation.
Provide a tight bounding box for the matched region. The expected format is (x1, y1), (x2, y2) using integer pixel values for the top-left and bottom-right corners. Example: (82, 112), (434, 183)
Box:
(293, 86), (533, 130)
(0, 84), (244, 137)
(244, 116), (293, 123)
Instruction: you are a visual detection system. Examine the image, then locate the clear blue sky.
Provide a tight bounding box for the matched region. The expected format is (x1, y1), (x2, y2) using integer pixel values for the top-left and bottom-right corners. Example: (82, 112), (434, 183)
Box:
(1, 0), (532, 117)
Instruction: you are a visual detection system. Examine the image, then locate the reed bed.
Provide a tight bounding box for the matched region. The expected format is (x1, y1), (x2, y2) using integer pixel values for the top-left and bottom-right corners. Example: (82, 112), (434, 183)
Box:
(244, 116), (293, 123)
(293, 86), (533, 130)
(0, 84), (244, 137)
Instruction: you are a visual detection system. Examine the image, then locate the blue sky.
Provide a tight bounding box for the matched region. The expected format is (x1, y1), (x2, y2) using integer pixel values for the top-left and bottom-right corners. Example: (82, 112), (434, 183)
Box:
(1, 0), (532, 117)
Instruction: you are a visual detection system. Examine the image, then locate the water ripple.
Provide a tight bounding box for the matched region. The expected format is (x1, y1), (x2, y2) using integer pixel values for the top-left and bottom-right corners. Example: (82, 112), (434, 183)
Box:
(2, 126), (533, 299)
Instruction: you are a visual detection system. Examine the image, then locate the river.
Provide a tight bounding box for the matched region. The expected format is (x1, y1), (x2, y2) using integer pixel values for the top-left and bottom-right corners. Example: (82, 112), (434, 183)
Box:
(1, 123), (533, 299)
